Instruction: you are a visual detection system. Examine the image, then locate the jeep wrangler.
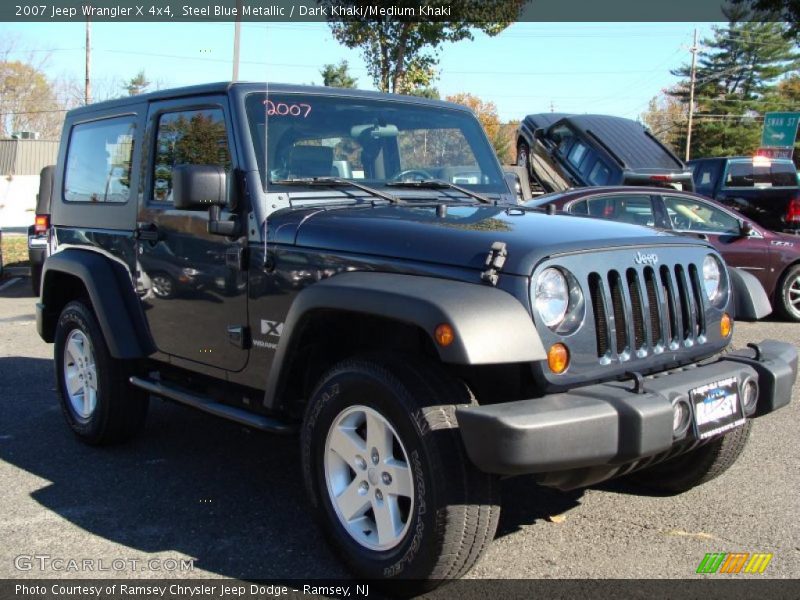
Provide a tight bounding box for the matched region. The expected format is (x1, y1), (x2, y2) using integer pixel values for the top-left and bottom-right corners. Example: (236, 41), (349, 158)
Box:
(37, 82), (797, 588)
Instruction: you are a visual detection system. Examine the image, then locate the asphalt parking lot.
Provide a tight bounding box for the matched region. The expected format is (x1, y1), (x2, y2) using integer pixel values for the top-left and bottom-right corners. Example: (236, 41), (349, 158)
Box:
(0, 274), (798, 581)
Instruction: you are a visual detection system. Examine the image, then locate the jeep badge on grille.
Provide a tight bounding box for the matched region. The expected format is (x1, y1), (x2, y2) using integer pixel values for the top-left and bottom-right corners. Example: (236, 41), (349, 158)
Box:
(635, 251), (659, 265)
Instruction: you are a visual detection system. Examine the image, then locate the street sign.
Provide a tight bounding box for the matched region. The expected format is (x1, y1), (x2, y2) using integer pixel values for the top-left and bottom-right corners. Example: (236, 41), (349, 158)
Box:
(761, 112), (800, 148)
(756, 147), (794, 160)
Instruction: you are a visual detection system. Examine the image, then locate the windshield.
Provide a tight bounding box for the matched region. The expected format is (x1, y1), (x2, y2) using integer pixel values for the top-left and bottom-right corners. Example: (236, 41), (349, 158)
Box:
(245, 93), (506, 195)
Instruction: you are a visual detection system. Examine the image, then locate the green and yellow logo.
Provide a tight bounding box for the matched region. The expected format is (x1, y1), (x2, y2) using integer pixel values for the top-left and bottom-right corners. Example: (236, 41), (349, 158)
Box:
(696, 552), (773, 574)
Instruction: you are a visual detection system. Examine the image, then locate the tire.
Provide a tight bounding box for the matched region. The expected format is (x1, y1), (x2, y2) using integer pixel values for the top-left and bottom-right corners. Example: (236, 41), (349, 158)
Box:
(301, 355), (499, 590)
(54, 300), (148, 445)
(150, 272), (176, 299)
(775, 264), (800, 322)
(630, 421), (752, 494)
(31, 264), (42, 297)
(516, 141), (531, 177)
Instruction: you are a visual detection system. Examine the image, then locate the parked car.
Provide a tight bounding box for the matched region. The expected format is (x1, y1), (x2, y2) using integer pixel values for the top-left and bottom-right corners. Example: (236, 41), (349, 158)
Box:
(517, 113), (694, 193)
(528, 186), (800, 320)
(687, 156), (800, 235)
(28, 165), (54, 296)
(35, 82), (796, 590)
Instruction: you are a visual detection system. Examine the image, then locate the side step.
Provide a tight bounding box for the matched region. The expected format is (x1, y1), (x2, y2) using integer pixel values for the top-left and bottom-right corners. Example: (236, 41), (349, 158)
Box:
(129, 376), (296, 435)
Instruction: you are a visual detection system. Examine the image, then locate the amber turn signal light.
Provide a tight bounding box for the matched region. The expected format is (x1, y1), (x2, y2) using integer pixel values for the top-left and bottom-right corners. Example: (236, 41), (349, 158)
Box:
(547, 343), (569, 374)
(434, 324), (455, 347)
(720, 313), (732, 338)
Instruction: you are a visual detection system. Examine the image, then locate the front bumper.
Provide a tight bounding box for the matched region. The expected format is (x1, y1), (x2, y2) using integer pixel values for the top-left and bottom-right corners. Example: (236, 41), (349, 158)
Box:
(457, 340), (797, 478)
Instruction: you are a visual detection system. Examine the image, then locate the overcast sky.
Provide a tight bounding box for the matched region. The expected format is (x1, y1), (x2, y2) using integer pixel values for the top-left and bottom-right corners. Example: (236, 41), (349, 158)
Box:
(2, 21), (717, 121)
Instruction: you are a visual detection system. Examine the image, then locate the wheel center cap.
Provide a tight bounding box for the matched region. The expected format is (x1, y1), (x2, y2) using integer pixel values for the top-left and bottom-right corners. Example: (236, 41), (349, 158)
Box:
(367, 467), (379, 485)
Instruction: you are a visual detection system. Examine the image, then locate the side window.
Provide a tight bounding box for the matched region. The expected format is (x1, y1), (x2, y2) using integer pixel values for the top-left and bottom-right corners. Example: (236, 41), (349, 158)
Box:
(586, 160), (611, 186)
(64, 116), (135, 203)
(663, 195), (739, 234)
(567, 142), (588, 169)
(570, 200), (588, 215)
(152, 108), (231, 203)
(548, 125), (574, 155)
(723, 161), (753, 188)
(585, 194), (655, 226)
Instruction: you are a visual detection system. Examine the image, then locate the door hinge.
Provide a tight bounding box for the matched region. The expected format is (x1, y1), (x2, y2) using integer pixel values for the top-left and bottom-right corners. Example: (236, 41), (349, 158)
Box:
(481, 241), (507, 286)
(226, 245), (248, 271)
(227, 325), (250, 349)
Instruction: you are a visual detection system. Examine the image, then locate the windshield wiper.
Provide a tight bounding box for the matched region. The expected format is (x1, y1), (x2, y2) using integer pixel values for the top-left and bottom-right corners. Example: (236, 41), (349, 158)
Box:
(384, 179), (493, 204)
(271, 177), (402, 204)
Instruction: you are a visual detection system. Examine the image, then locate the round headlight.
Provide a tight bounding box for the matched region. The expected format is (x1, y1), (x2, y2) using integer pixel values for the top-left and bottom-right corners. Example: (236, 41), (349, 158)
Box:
(702, 255), (722, 301)
(534, 268), (569, 327)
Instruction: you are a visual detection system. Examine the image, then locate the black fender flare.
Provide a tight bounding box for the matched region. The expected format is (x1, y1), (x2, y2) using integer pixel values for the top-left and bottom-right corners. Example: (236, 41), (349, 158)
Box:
(728, 266), (772, 321)
(39, 249), (156, 359)
(263, 271), (546, 408)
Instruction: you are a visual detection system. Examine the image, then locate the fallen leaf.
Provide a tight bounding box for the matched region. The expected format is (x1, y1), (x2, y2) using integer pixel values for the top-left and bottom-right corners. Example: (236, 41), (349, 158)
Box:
(547, 514), (567, 524)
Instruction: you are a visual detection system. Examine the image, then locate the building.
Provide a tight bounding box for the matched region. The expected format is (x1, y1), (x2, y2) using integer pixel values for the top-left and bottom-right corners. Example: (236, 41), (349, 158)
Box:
(0, 138), (59, 229)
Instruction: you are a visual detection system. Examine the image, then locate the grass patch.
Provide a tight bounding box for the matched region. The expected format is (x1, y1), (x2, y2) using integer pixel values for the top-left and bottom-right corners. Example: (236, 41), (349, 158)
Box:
(1, 233), (30, 270)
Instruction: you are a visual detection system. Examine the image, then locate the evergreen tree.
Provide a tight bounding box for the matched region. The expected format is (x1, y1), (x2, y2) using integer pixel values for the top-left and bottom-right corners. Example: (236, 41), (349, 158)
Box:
(670, 3), (798, 158)
(320, 60), (357, 88)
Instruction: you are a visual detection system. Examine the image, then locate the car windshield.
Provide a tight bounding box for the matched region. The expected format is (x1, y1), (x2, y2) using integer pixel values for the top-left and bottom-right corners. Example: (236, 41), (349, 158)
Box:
(245, 92), (506, 196)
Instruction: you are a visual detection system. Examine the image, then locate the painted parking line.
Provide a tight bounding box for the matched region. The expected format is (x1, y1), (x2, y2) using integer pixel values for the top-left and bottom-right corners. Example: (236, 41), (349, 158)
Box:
(0, 278), (21, 292)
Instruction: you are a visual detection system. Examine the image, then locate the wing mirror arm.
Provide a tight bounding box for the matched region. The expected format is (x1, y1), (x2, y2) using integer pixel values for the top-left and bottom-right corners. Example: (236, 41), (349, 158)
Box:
(208, 205), (240, 237)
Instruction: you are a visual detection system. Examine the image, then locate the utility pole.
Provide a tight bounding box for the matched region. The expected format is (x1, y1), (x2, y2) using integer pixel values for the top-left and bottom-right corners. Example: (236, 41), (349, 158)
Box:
(84, 19), (92, 105)
(685, 28), (698, 162)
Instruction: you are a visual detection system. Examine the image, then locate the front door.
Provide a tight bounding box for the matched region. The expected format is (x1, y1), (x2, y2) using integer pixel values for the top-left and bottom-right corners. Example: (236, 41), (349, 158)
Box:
(137, 96), (248, 372)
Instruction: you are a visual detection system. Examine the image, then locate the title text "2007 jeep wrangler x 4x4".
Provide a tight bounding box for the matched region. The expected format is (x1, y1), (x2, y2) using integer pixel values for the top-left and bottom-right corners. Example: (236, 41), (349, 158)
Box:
(36, 82), (797, 590)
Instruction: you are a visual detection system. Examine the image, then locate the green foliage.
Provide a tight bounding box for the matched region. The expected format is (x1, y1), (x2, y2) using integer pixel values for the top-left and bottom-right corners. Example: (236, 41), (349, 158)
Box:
(124, 70), (151, 96)
(320, 60), (358, 88)
(320, 0), (524, 94)
(669, 3), (798, 159)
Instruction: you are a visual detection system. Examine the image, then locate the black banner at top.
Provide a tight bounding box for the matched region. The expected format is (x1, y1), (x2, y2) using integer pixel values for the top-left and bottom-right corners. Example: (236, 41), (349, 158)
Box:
(0, 0), (788, 23)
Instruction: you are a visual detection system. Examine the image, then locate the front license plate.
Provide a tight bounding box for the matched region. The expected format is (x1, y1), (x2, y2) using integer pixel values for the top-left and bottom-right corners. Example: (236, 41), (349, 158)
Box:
(690, 377), (745, 440)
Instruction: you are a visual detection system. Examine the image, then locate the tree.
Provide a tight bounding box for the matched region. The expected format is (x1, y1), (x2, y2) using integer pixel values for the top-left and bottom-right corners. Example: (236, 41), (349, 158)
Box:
(124, 70), (151, 96)
(669, 3), (798, 158)
(320, 60), (358, 88)
(446, 92), (515, 162)
(640, 89), (687, 154)
(321, 0), (524, 94)
(0, 60), (62, 139)
(735, 0), (800, 41)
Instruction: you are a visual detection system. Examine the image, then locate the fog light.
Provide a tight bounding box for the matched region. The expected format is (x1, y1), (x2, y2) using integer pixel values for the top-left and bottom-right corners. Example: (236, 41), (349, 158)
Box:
(720, 313), (732, 337)
(547, 343), (569, 374)
(434, 323), (455, 347)
(742, 377), (759, 415)
(672, 397), (691, 437)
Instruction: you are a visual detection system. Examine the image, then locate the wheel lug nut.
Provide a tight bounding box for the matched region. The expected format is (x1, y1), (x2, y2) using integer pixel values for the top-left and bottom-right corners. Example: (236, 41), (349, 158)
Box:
(355, 456), (367, 470)
(371, 448), (379, 464)
(382, 472), (392, 485)
(375, 489), (383, 501)
(359, 481), (369, 493)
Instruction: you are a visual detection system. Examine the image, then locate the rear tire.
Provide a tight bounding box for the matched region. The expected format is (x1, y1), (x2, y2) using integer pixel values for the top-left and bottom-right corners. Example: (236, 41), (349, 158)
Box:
(776, 264), (800, 322)
(630, 421), (752, 494)
(301, 355), (499, 591)
(54, 300), (148, 445)
(517, 141), (531, 178)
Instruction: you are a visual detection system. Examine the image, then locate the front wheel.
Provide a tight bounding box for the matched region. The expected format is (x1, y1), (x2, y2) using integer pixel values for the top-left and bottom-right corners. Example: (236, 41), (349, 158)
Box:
(629, 421), (752, 494)
(776, 264), (800, 321)
(301, 356), (499, 589)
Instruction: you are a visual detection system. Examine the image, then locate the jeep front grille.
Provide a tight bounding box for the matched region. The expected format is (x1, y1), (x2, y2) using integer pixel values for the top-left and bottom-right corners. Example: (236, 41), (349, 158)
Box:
(589, 263), (706, 359)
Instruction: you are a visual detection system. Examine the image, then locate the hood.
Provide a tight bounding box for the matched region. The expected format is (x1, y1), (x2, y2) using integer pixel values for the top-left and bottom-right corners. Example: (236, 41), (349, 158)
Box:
(272, 204), (708, 276)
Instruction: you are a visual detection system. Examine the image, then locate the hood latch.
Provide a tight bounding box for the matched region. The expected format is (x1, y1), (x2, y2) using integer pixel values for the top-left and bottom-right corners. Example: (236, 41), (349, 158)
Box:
(481, 241), (507, 286)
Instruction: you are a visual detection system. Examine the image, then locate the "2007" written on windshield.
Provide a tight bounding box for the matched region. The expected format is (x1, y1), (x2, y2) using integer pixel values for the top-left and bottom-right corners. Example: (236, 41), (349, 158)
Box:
(263, 100), (312, 118)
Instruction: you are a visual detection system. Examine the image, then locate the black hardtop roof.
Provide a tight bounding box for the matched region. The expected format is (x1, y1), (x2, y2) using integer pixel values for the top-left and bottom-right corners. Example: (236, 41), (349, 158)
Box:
(65, 82), (473, 118)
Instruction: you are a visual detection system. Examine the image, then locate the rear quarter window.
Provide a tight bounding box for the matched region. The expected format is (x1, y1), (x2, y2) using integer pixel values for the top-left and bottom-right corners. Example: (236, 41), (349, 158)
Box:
(64, 116), (136, 203)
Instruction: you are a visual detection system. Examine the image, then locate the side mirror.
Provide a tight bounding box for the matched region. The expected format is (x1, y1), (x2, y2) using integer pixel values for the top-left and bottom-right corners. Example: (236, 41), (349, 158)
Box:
(172, 165), (227, 210)
(503, 171), (522, 201)
(739, 219), (753, 237)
